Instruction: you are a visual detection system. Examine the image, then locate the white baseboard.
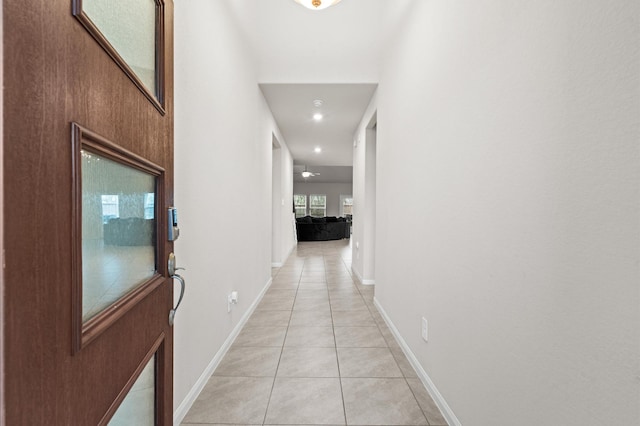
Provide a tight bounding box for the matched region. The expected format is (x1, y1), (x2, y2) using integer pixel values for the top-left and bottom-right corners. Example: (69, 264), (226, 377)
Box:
(373, 298), (461, 426)
(173, 277), (273, 425)
(351, 265), (375, 285)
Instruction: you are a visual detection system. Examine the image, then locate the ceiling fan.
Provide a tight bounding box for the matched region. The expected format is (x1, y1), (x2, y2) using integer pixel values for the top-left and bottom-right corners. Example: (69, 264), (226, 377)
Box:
(301, 165), (320, 178)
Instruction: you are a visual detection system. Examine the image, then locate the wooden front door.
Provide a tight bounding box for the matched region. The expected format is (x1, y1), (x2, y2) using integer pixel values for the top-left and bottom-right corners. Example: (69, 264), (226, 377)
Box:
(3, 0), (175, 424)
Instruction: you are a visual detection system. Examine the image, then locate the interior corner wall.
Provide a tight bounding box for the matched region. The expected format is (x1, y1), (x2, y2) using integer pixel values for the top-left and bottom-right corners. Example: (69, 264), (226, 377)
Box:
(273, 138), (296, 266)
(363, 127), (376, 281)
(279, 147), (296, 263)
(272, 139), (282, 265)
(352, 92), (378, 284)
(375, 1), (639, 425)
(292, 182), (353, 218)
(173, 0), (294, 415)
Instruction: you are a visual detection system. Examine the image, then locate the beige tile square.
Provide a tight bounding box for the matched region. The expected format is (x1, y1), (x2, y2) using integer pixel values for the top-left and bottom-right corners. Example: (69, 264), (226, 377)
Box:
(296, 289), (329, 300)
(328, 288), (361, 297)
(406, 378), (449, 425)
(233, 326), (287, 347)
(332, 309), (375, 326)
(391, 347), (418, 378)
(214, 346), (281, 377)
(256, 295), (295, 311)
(337, 347), (402, 377)
(330, 297), (368, 311)
(277, 347), (339, 377)
(341, 378), (428, 425)
(301, 271), (326, 278)
(246, 310), (291, 327)
(182, 376), (272, 424)
(379, 324), (402, 350)
(327, 280), (358, 289)
(264, 378), (345, 425)
(265, 288), (297, 298)
(269, 281), (300, 290)
(272, 276), (300, 285)
(290, 308), (333, 326)
(293, 298), (331, 311)
(334, 326), (387, 348)
(285, 326), (336, 347)
(297, 281), (329, 290)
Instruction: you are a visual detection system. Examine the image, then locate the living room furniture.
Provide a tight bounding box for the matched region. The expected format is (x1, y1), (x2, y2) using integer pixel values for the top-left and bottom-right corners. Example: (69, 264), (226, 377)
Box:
(296, 216), (350, 241)
(103, 217), (156, 246)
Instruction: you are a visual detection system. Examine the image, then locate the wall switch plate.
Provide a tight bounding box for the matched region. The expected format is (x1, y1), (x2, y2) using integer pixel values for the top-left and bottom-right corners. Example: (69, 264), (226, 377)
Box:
(421, 317), (428, 342)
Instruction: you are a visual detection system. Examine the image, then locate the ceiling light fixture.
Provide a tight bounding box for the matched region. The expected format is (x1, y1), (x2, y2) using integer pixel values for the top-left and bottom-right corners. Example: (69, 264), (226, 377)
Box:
(314, 147), (322, 153)
(301, 166), (320, 178)
(294, 0), (342, 10)
(313, 113), (323, 121)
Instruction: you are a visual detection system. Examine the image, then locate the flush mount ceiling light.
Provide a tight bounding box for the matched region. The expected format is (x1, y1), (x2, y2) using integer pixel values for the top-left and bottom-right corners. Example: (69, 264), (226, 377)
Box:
(313, 113), (323, 121)
(314, 147), (322, 153)
(294, 0), (343, 11)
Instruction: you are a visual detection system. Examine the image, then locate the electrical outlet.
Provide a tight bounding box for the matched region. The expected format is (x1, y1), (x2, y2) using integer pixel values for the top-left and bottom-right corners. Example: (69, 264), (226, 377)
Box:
(227, 291), (239, 313)
(421, 317), (428, 342)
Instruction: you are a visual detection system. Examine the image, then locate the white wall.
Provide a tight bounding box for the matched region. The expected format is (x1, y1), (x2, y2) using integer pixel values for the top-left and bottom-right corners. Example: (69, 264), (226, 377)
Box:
(372, 1), (640, 425)
(352, 95), (378, 284)
(293, 182), (353, 218)
(174, 0), (294, 419)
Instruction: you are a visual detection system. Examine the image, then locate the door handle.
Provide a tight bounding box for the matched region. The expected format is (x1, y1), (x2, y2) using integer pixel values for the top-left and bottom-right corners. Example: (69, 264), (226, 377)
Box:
(169, 273), (185, 326)
(167, 252), (186, 326)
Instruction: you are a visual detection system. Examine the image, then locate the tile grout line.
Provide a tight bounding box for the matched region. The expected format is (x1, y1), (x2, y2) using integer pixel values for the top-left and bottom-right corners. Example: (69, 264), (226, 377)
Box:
(329, 251), (350, 426)
(261, 264), (302, 426)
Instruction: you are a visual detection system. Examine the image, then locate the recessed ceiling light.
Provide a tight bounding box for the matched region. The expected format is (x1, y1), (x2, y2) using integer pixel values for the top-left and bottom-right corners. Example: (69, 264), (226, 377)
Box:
(313, 113), (323, 121)
(314, 147), (322, 153)
(313, 99), (323, 107)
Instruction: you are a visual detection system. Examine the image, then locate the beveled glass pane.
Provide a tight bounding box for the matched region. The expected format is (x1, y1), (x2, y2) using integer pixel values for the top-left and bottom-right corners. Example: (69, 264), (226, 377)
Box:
(82, 0), (157, 95)
(82, 150), (156, 322)
(109, 355), (156, 426)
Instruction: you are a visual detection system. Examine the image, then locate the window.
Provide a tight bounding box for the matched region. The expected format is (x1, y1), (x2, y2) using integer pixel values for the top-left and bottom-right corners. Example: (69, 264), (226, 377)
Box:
(294, 194), (307, 218)
(143, 193), (155, 219)
(101, 195), (120, 223)
(340, 195), (353, 217)
(309, 194), (327, 217)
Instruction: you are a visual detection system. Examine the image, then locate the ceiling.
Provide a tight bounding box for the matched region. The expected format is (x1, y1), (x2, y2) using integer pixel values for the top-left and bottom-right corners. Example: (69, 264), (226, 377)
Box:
(261, 83), (377, 167)
(225, 0), (399, 182)
(226, 0), (390, 83)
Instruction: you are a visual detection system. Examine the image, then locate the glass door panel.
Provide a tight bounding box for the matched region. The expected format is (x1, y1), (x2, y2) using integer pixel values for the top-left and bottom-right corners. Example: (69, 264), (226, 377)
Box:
(81, 0), (157, 96)
(81, 150), (157, 322)
(108, 355), (156, 426)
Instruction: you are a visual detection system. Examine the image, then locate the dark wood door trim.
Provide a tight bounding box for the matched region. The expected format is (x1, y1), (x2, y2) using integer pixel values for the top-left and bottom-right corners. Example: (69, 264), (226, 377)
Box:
(71, 122), (168, 353)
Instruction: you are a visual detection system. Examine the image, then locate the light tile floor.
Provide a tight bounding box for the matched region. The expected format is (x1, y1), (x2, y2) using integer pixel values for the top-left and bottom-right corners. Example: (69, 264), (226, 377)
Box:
(182, 240), (448, 426)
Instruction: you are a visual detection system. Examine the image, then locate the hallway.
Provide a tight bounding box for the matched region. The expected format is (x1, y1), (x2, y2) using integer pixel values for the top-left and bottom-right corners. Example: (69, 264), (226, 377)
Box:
(181, 240), (447, 425)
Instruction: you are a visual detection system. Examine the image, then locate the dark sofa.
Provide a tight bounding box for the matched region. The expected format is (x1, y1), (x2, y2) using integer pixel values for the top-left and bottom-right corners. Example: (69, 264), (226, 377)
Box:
(103, 217), (156, 246)
(296, 216), (350, 241)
